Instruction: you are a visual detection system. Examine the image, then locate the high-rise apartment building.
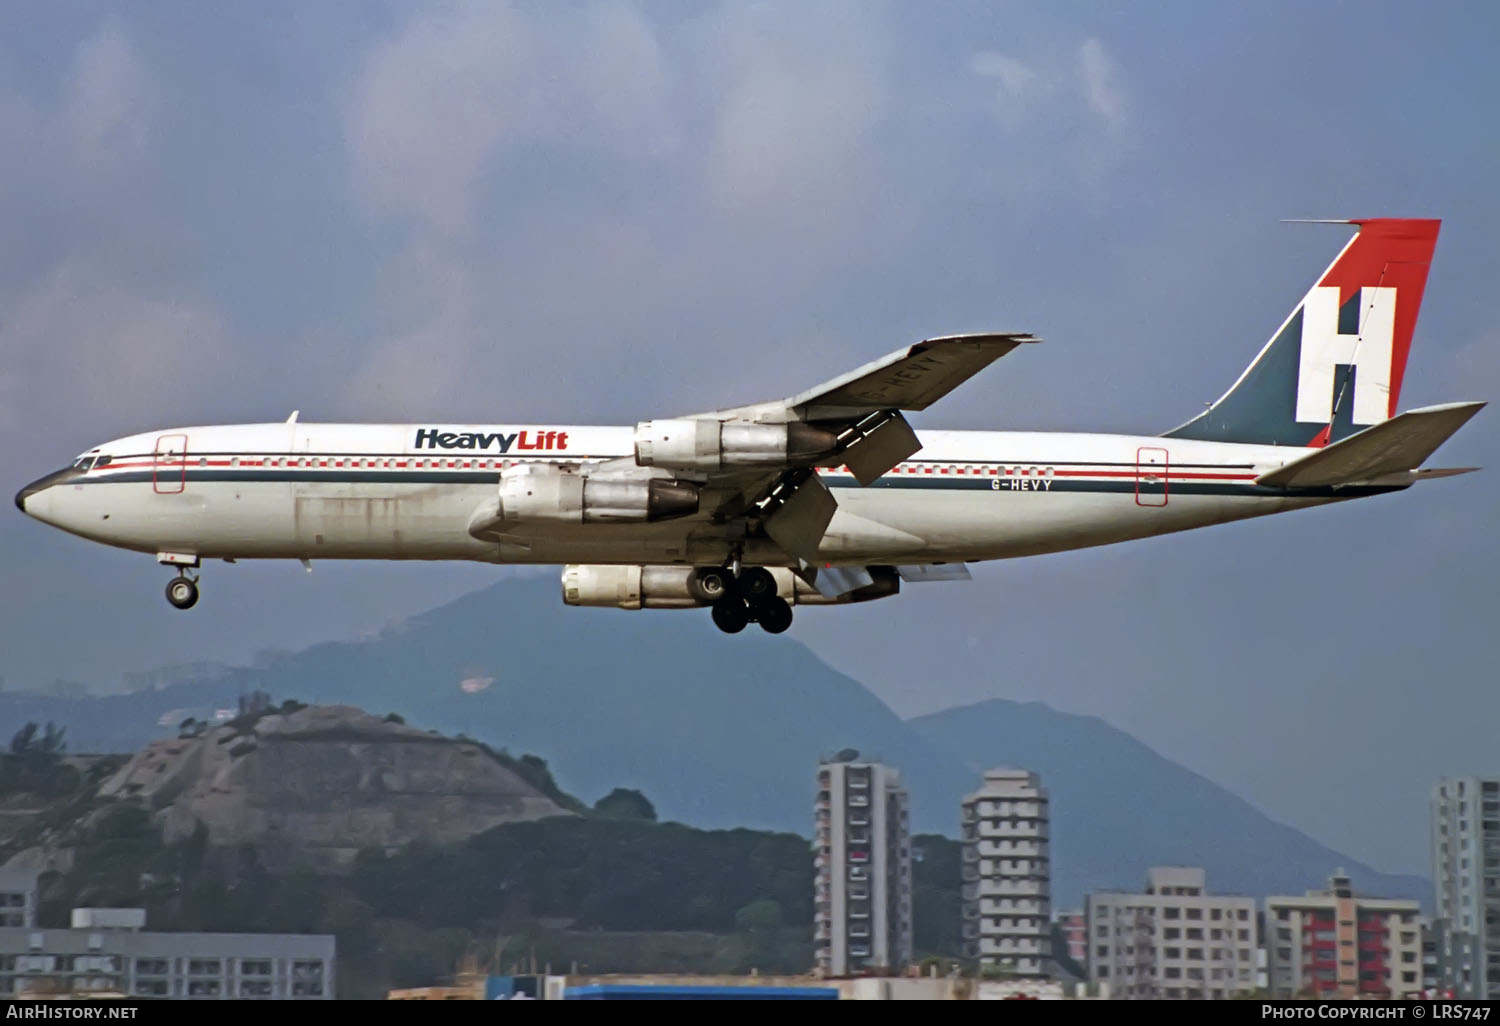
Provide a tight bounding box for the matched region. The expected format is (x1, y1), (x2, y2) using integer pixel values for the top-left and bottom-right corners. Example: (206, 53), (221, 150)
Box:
(960, 768), (1052, 978)
(1086, 867), (1256, 1000)
(1431, 776), (1500, 998)
(813, 757), (913, 976)
(1264, 872), (1423, 999)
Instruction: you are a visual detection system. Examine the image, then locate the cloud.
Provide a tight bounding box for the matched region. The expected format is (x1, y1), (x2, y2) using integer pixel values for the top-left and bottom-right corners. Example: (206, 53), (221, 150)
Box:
(970, 51), (1037, 99)
(344, 0), (677, 238)
(0, 21), (227, 433)
(344, 3), (527, 236)
(62, 20), (158, 170)
(969, 36), (1128, 129)
(0, 262), (229, 431)
(699, 3), (890, 219)
(0, 20), (156, 203)
(338, 1), (907, 419)
(338, 1), (695, 414)
(341, 244), (481, 418)
(1077, 37), (1126, 125)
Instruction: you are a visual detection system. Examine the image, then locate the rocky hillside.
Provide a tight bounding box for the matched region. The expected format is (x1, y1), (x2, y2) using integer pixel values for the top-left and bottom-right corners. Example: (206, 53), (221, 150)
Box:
(93, 704), (573, 871)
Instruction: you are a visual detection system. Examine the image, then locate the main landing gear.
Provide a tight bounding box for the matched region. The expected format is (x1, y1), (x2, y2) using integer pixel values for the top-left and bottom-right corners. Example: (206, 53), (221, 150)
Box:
(693, 566), (793, 635)
(165, 572), (199, 610)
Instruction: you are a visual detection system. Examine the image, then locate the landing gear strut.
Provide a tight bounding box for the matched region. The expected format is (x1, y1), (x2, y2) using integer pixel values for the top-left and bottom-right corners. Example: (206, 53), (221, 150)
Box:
(698, 565), (793, 635)
(165, 572), (199, 610)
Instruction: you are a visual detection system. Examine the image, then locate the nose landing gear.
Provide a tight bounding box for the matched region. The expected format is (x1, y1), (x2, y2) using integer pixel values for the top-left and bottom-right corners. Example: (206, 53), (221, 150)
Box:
(698, 565), (794, 635)
(165, 573), (199, 610)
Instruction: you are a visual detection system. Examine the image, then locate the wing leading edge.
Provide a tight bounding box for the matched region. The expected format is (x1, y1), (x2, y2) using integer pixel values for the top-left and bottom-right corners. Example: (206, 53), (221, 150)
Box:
(702, 333), (1039, 423)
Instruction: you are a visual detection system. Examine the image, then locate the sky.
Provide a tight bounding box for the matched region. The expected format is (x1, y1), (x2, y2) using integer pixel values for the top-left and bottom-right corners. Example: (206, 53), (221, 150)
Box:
(0, 1), (1496, 877)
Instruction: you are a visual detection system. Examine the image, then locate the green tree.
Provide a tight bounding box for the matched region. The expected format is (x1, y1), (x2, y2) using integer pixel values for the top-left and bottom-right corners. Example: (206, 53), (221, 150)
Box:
(40, 723), (66, 755)
(592, 788), (657, 822)
(9, 723), (38, 755)
(10, 722), (66, 757)
(733, 899), (784, 932)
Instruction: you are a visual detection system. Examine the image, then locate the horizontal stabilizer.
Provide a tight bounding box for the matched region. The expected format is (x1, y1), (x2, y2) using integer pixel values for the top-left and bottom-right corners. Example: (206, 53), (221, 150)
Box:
(1408, 466), (1481, 480)
(1257, 402), (1486, 488)
(896, 563), (972, 583)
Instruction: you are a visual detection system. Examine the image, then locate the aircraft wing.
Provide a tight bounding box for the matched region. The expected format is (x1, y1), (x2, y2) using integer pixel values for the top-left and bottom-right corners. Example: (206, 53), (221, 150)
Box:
(673, 333), (1037, 569)
(702, 333), (1040, 422)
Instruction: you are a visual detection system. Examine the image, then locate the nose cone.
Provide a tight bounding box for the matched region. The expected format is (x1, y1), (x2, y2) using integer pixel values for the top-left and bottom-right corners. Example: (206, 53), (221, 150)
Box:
(14, 467), (80, 520)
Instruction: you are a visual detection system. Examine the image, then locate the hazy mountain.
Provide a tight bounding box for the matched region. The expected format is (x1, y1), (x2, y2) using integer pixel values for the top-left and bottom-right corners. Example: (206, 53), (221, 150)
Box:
(0, 576), (1429, 906)
(0, 576), (973, 837)
(909, 699), (1432, 907)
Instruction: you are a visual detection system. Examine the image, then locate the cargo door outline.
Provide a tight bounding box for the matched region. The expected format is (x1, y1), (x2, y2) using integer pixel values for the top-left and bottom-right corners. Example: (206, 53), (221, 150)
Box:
(153, 434), (188, 494)
(1135, 446), (1168, 507)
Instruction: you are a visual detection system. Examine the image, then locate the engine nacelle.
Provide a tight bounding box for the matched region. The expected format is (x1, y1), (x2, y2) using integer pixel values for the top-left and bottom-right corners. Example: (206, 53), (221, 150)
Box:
(559, 564), (900, 610)
(634, 418), (839, 472)
(481, 463), (699, 528)
(560, 565), (701, 610)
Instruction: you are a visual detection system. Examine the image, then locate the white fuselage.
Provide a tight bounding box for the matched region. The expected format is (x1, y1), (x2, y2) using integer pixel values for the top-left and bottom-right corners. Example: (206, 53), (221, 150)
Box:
(18, 421), (1400, 569)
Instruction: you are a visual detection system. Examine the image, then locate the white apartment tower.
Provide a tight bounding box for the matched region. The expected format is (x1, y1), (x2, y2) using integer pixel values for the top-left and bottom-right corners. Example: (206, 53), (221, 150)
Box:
(1087, 867), (1257, 1000)
(1432, 776), (1500, 998)
(961, 768), (1052, 978)
(814, 757), (913, 976)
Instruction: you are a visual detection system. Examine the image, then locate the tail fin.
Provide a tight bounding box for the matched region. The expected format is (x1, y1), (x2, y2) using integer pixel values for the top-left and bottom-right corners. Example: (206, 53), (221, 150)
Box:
(1165, 218), (1441, 446)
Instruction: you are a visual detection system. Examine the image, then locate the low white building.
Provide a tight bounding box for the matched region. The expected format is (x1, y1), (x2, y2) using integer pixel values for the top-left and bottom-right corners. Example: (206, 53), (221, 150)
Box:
(0, 906), (334, 999)
(1086, 867), (1257, 1000)
(0, 870), (39, 929)
(1265, 873), (1423, 999)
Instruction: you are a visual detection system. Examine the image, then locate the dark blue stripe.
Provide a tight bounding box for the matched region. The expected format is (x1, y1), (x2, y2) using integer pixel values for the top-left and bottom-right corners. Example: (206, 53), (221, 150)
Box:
(852, 477), (1402, 499)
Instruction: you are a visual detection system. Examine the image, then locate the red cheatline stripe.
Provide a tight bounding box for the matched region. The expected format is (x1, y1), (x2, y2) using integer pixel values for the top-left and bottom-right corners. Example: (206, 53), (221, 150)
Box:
(1051, 469), (1257, 481)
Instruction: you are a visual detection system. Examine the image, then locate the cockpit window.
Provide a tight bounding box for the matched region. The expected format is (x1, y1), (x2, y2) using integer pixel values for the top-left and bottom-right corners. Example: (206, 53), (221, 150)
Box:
(94, 455), (111, 469)
(72, 455), (95, 470)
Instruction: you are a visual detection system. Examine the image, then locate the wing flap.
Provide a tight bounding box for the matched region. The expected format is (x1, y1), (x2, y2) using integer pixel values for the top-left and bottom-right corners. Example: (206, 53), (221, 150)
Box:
(841, 412), (922, 485)
(1256, 401), (1486, 488)
(807, 565), (876, 599)
(896, 563), (972, 583)
(764, 473), (838, 562)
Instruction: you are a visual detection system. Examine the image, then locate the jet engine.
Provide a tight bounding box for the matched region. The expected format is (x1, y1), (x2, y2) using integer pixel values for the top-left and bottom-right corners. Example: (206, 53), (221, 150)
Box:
(469, 463), (699, 535)
(560, 564), (900, 609)
(633, 418), (839, 472)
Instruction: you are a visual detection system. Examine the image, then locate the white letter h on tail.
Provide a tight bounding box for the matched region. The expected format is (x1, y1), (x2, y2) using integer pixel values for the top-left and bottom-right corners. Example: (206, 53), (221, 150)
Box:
(1294, 286), (1396, 426)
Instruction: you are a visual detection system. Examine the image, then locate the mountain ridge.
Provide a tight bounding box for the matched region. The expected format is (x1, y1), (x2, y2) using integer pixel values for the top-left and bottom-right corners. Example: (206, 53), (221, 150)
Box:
(0, 575), (1429, 907)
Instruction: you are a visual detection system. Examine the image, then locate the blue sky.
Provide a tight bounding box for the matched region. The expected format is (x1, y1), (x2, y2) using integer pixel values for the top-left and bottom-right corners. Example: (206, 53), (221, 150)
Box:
(1, 1), (1495, 876)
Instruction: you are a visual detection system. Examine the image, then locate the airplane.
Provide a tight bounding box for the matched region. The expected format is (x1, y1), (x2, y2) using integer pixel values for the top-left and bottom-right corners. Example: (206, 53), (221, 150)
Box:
(14, 218), (1485, 635)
